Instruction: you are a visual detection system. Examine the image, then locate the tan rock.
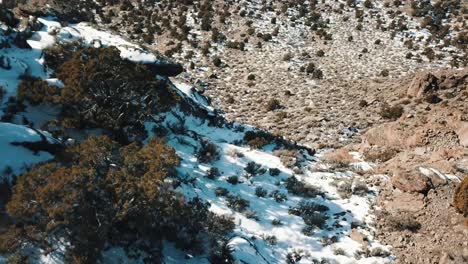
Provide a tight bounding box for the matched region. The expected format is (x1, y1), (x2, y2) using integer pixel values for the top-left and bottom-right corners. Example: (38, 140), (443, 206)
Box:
(349, 229), (369, 247)
(457, 123), (468, 147)
(407, 72), (438, 98)
(391, 169), (431, 193)
(383, 191), (425, 213)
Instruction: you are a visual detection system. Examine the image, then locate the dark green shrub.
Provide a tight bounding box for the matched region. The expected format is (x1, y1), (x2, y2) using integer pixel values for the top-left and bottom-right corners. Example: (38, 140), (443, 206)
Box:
(255, 187), (268, 197)
(227, 175), (239, 185)
(196, 138), (220, 163)
(284, 176), (323, 197)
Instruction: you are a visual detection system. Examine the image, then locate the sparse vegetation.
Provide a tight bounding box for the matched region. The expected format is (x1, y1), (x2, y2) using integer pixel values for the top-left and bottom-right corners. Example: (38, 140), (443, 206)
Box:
(379, 104), (404, 120)
(1, 136), (233, 262)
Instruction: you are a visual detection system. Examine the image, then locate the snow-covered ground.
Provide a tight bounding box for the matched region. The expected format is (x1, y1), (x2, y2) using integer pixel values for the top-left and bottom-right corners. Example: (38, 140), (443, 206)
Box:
(0, 122), (54, 181)
(0, 18), (392, 263)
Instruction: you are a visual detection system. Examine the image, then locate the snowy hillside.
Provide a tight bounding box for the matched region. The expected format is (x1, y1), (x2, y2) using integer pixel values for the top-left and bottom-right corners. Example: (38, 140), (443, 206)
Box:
(0, 17), (392, 264)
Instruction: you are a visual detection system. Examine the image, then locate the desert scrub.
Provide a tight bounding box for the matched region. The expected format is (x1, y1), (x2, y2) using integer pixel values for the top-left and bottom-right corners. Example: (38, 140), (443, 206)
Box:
(379, 104), (404, 120)
(274, 149), (299, 168)
(245, 161), (265, 176)
(226, 194), (250, 212)
(270, 190), (288, 202)
(17, 77), (61, 105)
(322, 149), (354, 168)
(206, 167), (220, 179)
(226, 175), (239, 185)
(284, 176), (323, 197)
(269, 168), (281, 176)
(196, 138), (220, 163)
(289, 201), (328, 229)
(385, 212), (421, 232)
(266, 98), (281, 111)
(215, 187), (229, 197)
(2, 136), (233, 262)
(363, 147), (399, 162)
(255, 187), (268, 197)
(244, 130), (275, 148)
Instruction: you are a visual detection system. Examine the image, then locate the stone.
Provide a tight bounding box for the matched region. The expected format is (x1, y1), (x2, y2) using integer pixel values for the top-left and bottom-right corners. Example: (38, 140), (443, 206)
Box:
(407, 72), (439, 98)
(457, 123), (468, 147)
(391, 169), (431, 193)
(453, 176), (468, 216)
(349, 229), (369, 247)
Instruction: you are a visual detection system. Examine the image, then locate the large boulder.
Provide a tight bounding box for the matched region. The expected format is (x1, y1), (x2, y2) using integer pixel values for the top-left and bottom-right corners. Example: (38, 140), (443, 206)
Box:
(453, 176), (468, 216)
(391, 169), (431, 193)
(438, 70), (468, 89)
(407, 72), (439, 98)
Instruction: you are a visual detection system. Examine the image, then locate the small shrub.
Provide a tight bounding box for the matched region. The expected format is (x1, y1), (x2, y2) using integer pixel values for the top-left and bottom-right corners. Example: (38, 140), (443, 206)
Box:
(364, 0), (373, 8)
(207, 167), (221, 179)
(316, 50), (325, 57)
(363, 147), (398, 162)
(212, 56), (222, 67)
(359, 99), (368, 107)
(262, 234), (277, 245)
(386, 213), (422, 232)
(261, 33), (272, 42)
(226, 194), (249, 212)
(255, 187), (268, 197)
(270, 190), (287, 203)
(269, 168), (281, 176)
(379, 104), (404, 120)
(245, 161), (265, 176)
(302, 225), (315, 236)
(244, 130), (275, 148)
(322, 149), (354, 168)
(284, 176), (322, 197)
(380, 69), (389, 77)
(226, 175), (239, 185)
(245, 210), (259, 220)
(266, 98), (281, 111)
(290, 201), (328, 228)
(247, 74), (256, 81)
(333, 247), (346, 255)
(370, 247), (390, 257)
(197, 138), (220, 163)
(215, 187), (230, 197)
(305, 62), (315, 74)
(271, 219), (283, 226)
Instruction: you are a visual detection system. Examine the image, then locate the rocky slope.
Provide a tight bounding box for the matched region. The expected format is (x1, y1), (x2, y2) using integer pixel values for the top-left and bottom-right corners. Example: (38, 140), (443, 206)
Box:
(0, 0), (467, 263)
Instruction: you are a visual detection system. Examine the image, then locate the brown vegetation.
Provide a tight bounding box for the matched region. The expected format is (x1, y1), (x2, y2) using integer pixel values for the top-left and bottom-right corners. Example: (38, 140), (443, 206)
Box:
(1, 136), (233, 263)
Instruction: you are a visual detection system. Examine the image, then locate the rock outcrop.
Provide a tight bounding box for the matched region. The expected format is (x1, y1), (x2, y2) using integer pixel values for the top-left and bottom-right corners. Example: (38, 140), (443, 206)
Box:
(407, 72), (439, 98)
(453, 176), (468, 217)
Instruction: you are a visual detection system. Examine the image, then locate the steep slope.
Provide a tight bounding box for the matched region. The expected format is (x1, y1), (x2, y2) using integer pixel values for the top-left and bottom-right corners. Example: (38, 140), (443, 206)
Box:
(0, 15), (393, 264)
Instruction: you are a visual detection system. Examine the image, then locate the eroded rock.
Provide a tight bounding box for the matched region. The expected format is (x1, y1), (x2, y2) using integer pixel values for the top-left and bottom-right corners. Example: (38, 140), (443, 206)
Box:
(391, 169), (431, 193)
(407, 72), (439, 98)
